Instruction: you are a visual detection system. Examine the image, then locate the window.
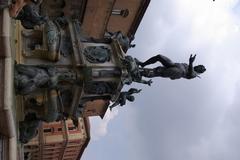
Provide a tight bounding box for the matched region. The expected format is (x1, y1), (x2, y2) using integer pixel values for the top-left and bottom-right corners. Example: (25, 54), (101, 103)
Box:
(68, 126), (76, 131)
(43, 128), (52, 133)
(112, 9), (129, 18)
(43, 127), (54, 133)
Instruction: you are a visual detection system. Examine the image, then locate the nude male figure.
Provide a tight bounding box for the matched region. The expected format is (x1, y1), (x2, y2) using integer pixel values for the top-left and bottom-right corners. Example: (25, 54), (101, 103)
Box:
(137, 54), (206, 80)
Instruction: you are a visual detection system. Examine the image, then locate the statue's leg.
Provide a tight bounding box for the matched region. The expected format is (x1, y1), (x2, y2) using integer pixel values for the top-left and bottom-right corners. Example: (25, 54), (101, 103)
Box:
(140, 68), (156, 78)
(141, 66), (177, 79)
(155, 67), (183, 79)
(140, 54), (174, 68)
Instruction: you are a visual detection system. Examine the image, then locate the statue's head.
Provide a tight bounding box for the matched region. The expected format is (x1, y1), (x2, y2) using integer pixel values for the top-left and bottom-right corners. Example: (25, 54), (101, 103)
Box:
(194, 65), (206, 74)
(127, 95), (135, 102)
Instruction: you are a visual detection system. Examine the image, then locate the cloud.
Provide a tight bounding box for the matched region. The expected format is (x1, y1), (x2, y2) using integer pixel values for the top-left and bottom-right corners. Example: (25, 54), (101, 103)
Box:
(90, 109), (119, 140)
(185, 83), (240, 160)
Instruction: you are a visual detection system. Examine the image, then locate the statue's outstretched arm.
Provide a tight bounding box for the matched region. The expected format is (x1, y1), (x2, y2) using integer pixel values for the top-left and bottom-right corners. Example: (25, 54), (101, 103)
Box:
(187, 54), (196, 79)
(134, 79), (152, 86)
(187, 54), (196, 77)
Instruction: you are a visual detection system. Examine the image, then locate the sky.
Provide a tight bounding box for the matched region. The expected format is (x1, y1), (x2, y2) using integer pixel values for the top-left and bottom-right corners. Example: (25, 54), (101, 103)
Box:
(82, 0), (240, 160)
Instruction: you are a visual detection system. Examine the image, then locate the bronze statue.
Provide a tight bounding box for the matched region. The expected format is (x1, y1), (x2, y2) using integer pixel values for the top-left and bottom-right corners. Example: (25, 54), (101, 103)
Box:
(122, 55), (152, 86)
(15, 3), (47, 29)
(107, 31), (135, 52)
(82, 31), (135, 52)
(22, 17), (70, 61)
(14, 65), (77, 95)
(109, 88), (141, 110)
(19, 113), (40, 144)
(136, 54), (206, 80)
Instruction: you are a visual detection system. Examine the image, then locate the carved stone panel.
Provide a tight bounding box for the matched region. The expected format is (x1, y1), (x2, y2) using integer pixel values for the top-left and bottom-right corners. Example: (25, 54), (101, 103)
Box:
(84, 82), (115, 95)
(83, 46), (111, 63)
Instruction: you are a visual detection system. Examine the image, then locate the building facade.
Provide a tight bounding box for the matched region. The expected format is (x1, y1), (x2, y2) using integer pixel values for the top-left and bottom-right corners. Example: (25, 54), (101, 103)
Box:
(24, 118), (90, 160)
(42, 0), (150, 38)
(81, 0), (150, 38)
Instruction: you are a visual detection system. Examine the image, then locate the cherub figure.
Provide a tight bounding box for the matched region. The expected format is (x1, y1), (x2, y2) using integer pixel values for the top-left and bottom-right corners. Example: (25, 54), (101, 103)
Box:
(110, 88), (141, 110)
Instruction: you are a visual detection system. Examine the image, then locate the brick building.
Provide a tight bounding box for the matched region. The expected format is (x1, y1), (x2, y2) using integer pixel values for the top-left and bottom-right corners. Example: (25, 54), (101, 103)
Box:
(80, 0), (150, 38)
(44, 0), (150, 38)
(24, 118), (90, 160)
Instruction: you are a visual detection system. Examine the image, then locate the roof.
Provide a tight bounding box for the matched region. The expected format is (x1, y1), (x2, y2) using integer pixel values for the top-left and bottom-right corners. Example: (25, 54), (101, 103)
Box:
(127, 0), (151, 37)
(100, 100), (110, 119)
